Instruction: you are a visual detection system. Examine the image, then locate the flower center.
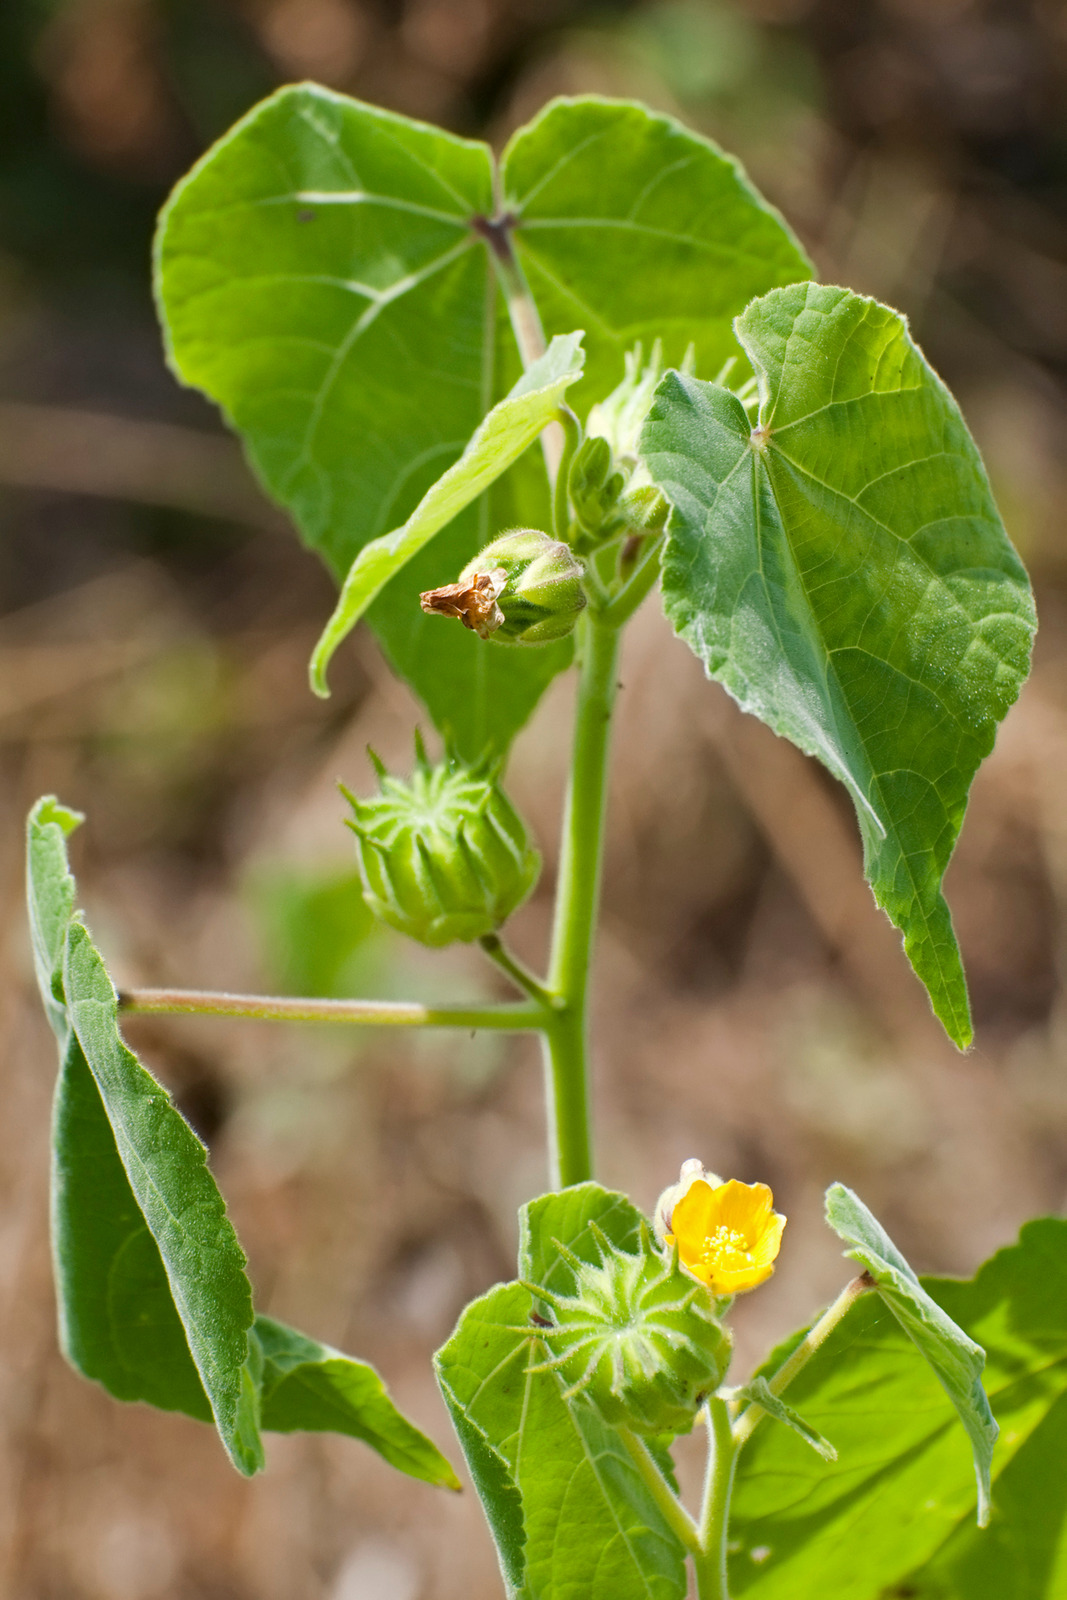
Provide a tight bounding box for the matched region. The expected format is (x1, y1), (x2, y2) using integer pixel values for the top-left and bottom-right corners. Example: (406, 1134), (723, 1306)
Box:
(701, 1225), (754, 1270)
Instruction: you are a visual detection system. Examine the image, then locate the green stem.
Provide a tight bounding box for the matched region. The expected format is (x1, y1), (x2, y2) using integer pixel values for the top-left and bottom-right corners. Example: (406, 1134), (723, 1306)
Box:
(553, 404), (581, 542)
(617, 1427), (701, 1555)
(479, 934), (560, 1011)
(694, 1398), (739, 1600)
(542, 613), (622, 1187)
(732, 1273), (873, 1448)
(477, 211), (565, 482)
(117, 987), (545, 1030)
(600, 536), (662, 627)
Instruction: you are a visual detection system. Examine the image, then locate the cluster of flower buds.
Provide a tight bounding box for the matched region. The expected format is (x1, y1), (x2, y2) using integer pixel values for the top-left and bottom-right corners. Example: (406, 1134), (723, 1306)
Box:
(420, 529), (586, 646)
(527, 1222), (732, 1437)
(567, 341), (674, 550)
(342, 735), (539, 947)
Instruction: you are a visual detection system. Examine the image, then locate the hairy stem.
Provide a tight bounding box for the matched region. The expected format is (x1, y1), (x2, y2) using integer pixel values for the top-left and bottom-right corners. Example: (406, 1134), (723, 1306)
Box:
(601, 536), (663, 627)
(732, 1273), (874, 1448)
(475, 210), (562, 478)
(542, 614), (622, 1187)
(118, 988), (545, 1030)
(553, 403), (581, 542)
(694, 1398), (739, 1600)
(616, 1427), (701, 1555)
(479, 934), (560, 1010)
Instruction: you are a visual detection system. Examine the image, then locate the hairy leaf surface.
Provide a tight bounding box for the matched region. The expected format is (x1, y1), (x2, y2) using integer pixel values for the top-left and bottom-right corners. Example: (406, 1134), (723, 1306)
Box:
(728, 1219), (1067, 1598)
(28, 798), (458, 1485)
(644, 283), (1036, 1045)
(826, 1183), (997, 1520)
(157, 87), (810, 754)
(436, 1182), (688, 1599)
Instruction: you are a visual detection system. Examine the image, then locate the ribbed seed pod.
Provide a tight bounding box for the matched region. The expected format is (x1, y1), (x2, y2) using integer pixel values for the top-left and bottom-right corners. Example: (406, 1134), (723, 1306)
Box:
(526, 1222), (731, 1438)
(342, 735), (540, 947)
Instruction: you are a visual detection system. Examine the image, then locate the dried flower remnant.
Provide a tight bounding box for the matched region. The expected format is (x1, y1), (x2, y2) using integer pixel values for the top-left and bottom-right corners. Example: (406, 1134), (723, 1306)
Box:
(420, 568), (507, 640)
(665, 1177), (786, 1295)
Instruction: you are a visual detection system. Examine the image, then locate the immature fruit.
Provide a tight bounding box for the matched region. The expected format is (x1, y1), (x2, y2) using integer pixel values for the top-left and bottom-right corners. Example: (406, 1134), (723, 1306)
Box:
(528, 1223), (731, 1437)
(420, 529), (586, 645)
(343, 738), (539, 947)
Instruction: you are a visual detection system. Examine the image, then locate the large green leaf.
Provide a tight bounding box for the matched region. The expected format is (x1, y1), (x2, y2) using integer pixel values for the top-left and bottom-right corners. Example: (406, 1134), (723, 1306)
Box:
(727, 1219), (1067, 1599)
(63, 917), (263, 1472)
(826, 1183), (997, 1522)
(27, 798), (459, 1488)
(309, 331), (585, 695)
(156, 87), (810, 755)
(436, 1182), (689, 1599)
(643, 283), (1036, 1045)
(498, 96), (812, 417)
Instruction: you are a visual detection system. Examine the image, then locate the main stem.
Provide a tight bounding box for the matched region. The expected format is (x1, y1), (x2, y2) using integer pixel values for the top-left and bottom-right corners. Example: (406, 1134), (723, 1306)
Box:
(542, 614), (621, 1187)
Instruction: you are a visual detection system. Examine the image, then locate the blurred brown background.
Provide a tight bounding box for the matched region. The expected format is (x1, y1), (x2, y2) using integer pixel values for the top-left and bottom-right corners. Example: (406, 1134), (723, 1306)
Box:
(2, 1), (1066, 1596)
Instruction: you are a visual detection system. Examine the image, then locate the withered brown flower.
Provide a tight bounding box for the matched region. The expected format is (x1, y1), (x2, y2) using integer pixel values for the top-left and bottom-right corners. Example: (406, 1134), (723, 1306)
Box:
(419, 568), (507, 640)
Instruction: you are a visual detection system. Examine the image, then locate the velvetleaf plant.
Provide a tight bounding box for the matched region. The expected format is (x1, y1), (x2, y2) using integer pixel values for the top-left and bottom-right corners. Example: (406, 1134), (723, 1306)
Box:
(24, 86), (1065, 1600)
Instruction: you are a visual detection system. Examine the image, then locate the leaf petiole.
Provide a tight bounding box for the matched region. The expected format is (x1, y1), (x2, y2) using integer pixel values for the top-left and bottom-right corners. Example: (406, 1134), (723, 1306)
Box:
(553, 403), (582, 543)
(732, 1273), (874, 1449)
(479, 933), (561, 1011)
(117, 987), (547, 1031)
(616, 1425), (702, 1554)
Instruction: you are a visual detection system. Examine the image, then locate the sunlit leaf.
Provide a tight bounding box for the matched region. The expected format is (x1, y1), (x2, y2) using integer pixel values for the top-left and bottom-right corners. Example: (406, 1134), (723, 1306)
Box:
(254, 1315), (460, 1489)
(728, 1219), (1067, 1598)
(826, 1182), (997, 1522)
(436, 1182), (688, 1599)
(28, 797), (459, 1487)
(157, 87), (810, 755)
(644, 283), (1036, 1045)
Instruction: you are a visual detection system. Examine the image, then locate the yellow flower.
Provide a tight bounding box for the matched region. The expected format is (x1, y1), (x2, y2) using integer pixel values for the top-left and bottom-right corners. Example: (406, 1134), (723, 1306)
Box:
(664, 1178), (786, 1295)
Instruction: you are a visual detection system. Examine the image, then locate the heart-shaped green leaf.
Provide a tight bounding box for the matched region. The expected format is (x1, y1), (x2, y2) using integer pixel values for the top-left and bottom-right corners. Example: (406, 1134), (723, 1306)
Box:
(643, 283), (1036, 1045)
(156, 88), (811, 755)
(436, 1182), (690, 1598)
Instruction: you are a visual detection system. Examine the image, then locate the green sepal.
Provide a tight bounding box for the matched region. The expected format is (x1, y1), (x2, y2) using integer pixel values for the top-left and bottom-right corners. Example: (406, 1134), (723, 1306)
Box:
(436, 1181), (694, 1599)
(344, 740), (540, 946)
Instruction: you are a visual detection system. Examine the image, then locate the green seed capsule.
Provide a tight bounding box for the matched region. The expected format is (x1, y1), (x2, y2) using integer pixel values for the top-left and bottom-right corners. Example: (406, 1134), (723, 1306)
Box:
(342, 737), (540, 947)
(421, 529), (586, 646)
(527, 1222), (732, 1437)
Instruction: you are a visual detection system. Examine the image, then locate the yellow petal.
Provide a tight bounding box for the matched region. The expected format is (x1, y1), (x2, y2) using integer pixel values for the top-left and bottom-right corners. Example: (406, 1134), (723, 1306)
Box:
(670, 1178), (718, 1244)
(712, 1180), (774, 1241)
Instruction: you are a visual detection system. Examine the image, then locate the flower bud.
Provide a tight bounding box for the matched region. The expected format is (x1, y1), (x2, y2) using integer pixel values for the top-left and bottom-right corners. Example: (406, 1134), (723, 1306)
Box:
(421, 529), (586, 646)
(342, 737), (539, 947)
(569, 435), (629, 542)
(528, 1222), (731, 1437)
